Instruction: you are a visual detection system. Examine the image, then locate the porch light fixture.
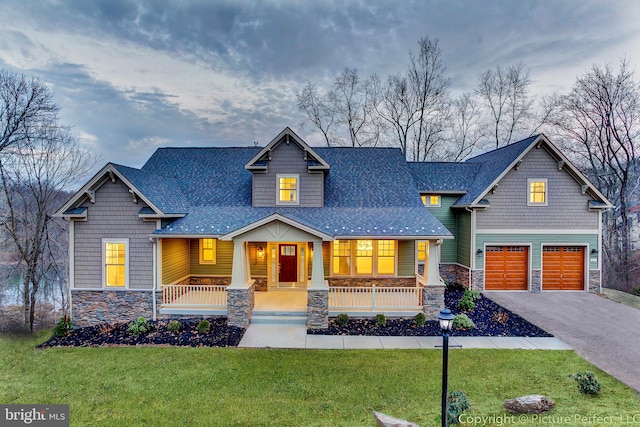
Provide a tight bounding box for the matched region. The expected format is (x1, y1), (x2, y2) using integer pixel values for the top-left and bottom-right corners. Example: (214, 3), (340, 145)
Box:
(591, 248), (598, 254)
(437, 308), (455, 427)
(476, 248), (483, 254)
(257, 246), (265, 258)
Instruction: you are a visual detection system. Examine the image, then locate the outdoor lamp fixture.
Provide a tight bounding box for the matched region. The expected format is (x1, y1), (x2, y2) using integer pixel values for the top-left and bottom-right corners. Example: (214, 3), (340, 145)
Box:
(256, 246), (265, 258)
(437, 308), (455, 427)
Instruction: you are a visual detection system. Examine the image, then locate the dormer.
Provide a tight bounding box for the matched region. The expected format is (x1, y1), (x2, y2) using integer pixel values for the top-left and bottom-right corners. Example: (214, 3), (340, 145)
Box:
(245, 127), (330, 207)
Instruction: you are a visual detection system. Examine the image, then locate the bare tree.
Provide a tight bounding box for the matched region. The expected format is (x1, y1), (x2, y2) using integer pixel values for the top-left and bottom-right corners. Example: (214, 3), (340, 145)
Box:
(444, 92), (486, 161)
(297, 82), (336, 146)
(477, 62), (534, 148)
(0, 70), (94, 331)
(371, 73), (416, 155)
(546, 60), (640, 291)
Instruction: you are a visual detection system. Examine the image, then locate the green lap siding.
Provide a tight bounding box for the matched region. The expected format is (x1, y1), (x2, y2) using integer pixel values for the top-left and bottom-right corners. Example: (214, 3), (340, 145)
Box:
(161, 239), (190, 284)
(426, 196), (458, 263)
(456, 211), (472, 267)
(189, 239), (233, 275)
(398, 240), (415, 276)
(475, 233), (599, 270)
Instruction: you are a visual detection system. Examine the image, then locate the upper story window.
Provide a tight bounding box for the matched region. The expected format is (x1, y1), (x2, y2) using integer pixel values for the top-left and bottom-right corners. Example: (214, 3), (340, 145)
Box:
(277, 174), (299, 205)
(528, 179), (548, 206)
(103, 239), (128, 288)
(421, 194), (440, 207)
(199, 238), (217, 264)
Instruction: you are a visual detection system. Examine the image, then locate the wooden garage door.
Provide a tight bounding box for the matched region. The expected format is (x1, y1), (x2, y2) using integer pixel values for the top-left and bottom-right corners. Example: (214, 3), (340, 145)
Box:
(543, 246), (585, 290)
(485, 246), (528, 290)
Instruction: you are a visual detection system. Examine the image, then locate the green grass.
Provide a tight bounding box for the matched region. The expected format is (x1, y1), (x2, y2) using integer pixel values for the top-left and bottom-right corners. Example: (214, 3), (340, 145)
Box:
(602, 288), (640, 310)
(1, 332), (638, 426)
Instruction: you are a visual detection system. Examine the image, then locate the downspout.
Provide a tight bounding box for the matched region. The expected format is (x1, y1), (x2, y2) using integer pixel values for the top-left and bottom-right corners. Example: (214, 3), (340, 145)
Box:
(151, 236), (157, 321)
(68, 219), (74, 320)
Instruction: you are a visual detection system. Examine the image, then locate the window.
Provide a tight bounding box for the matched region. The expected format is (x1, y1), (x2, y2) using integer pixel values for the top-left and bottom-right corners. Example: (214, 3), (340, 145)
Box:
(356, 240), (373, 274)
(528, 179), (548, 206)
(377, 240), (395, 275)
(417, 241), (427, 262)
(421, 194), (440, 207)
(277, 174), (299, 204)
(103, 239), (128, 287)
(332, 240), (351, 275)
(199, 238), (217, 264)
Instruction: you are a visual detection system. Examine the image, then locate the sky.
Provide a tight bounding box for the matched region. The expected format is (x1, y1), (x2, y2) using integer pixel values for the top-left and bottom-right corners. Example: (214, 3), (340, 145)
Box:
(2, 0), (640, 175)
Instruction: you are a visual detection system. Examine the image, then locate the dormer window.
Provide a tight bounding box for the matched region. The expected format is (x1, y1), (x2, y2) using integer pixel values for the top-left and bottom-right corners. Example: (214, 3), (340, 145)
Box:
(277, 174), (299, 205)
(421, 194), (440, 207)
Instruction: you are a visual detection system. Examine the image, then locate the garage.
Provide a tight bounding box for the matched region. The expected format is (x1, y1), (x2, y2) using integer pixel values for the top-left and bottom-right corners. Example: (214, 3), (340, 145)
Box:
(542, 246), (585, 290)
(485, 246), (529, 290)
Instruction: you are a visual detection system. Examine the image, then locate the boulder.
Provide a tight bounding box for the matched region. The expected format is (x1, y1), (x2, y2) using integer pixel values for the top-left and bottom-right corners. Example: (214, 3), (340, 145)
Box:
(503, 395), (555, 414)
(373, 411), (419, 427)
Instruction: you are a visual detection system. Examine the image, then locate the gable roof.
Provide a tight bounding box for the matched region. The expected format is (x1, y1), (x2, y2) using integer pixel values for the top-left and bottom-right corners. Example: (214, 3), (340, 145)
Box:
(409, 134), (612, 209)
(244, 127), (330, 171)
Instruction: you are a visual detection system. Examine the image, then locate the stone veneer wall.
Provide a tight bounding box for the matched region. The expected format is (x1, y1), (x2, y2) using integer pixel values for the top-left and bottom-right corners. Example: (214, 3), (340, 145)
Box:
(327, 277), (415, 287)
(588, 270), (601, 293)
(227, 283), (255, 328)
(439, 264), (470, 288)
(530, 270), (542, 292)
(470, 270), (484, 291)
(422, 284), (445, 319)
(72, 290), (155, 326)
(307, 289), (329, 329)
(253, 277), (268, 292)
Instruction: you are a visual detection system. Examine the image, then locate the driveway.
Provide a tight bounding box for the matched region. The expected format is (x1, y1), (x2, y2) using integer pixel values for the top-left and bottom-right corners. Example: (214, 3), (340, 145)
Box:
(484, 291), (640, 392)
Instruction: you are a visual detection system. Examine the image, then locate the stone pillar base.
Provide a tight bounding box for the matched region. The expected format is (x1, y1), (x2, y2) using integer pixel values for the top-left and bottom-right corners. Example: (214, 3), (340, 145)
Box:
(227, 282), (255, 328)
(422, 284), (445, 320)
(307, 288), (329, 329)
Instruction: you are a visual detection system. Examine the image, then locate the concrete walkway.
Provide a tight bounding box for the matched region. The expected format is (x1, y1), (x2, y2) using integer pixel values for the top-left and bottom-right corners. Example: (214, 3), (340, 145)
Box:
(485, 291), (640, 392)
(238, 324), (571, 350)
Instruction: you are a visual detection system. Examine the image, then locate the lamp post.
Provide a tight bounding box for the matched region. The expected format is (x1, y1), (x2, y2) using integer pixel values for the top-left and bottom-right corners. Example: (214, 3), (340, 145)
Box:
(437, 308), (455, 427)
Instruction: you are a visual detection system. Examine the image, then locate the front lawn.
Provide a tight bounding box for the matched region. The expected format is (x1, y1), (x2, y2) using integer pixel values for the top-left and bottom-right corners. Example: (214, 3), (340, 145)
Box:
(1, 332), (638, 426)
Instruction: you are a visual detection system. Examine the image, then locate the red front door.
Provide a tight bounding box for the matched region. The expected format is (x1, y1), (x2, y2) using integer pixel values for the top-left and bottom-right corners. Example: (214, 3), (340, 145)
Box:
(279, 244), (297, 283)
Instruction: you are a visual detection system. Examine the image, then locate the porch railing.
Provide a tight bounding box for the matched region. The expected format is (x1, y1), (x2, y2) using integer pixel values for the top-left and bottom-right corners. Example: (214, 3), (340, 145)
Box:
(161, 284), (228, 308)
(329, 285), (423, 311)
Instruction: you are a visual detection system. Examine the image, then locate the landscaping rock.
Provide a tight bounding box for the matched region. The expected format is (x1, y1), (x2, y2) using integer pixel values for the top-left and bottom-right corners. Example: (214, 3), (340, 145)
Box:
(503, 395), (555, 414)
(373, 411), (419, 427)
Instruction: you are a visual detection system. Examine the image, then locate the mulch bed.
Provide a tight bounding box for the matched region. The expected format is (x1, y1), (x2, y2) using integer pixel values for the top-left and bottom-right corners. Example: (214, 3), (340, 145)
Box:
(37, 289), (551, 348)
(307, 289), (552, 337)
(37, 317), (245, 348)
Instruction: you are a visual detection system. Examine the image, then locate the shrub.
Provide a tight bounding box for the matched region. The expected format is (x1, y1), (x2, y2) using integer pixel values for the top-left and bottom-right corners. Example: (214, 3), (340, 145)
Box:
(127, 317), (151, 336)
(447, 390), (471, 425)
(414, 312), (426, 327)
(452, 314), (476, 330)
(635, 286), (640, 296)
(53, 315), (74, 338)
(336, 313), (349, 326)
(572, 371), (601, 395)
(457, 289), (481, 312)
(167, 320), (181, 333)
(375, 314), (386, 326)
(446, 281), (467, 291)
(492, 311), (509, 324)
(197, 319), (211, 334)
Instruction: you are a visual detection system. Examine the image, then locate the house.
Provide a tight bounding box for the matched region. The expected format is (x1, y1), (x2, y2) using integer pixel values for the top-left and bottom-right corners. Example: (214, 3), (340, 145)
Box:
(56, 129), (611, 328)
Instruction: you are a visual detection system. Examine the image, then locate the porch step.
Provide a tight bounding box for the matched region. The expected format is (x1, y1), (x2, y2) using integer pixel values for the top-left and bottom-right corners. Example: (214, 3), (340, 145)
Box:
(251, 311), (307, 325)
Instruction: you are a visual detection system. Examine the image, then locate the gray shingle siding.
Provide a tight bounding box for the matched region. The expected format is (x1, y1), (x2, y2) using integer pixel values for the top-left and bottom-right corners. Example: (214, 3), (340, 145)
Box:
(74, 179), (156, 289)
(252, 141), (324, 207)
(477, 146), (599, 229)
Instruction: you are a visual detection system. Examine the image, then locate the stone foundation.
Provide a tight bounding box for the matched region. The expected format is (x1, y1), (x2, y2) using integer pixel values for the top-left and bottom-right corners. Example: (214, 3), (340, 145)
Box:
(439, 264), (470, 288)
(307, 288), (329, 329)
(422, 284), (445, 319)
(327, 277), (415, 287)
(71, 290), (155, 327)
(588, 270), (601, 293)
(253, 277), (268, 292)
(176, 276), (231, 286)
(530, 270), (542, 292)
(227, 283), (255, 328)
(471, 270), (484, 292)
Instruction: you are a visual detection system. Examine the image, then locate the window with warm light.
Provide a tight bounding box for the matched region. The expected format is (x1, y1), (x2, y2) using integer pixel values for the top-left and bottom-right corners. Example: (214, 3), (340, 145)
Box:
(377, 240), (395, 275)
(199, 238), (217, 264)
(356, 240), (373, 274)
(421, 194), (440, 207)
(332, 240), (351, 275)
(277, 174), (299, 204)
(528, 179), (547, 206)
(104, 239), (127, 287)
(417, 241), (427, 262)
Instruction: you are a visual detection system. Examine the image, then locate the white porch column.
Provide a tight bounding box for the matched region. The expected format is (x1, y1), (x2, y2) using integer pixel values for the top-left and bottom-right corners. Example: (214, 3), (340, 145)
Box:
(230, 239), (248, 287)
(426, 239), (442, 285)
(310, 240), (327, 289)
